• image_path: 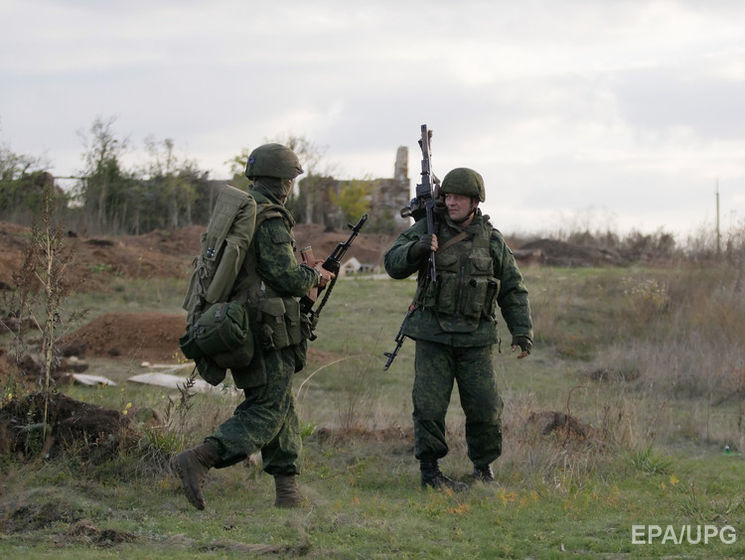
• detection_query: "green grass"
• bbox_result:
[3,265,745,558]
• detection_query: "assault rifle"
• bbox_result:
[400,124,440,280]
[384,124,440,370]
[300,213,368,340]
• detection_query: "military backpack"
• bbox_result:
[179,185,259,385]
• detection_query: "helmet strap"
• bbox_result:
[451,205,478,225]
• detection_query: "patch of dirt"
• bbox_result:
[516,238,628,267]
[306,347,343,364]
[0,222,196,293]
[58,313,348,367]
[0,392,139,462]
[69,519,137,547]
[526,410,593,440]
[1,490,84,533]
[59,312,186,363]
[0,221,394,293]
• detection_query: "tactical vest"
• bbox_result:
[417,218,500,333]
[234,193,306,353]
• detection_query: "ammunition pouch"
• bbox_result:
[195,357,228,386]
[179,301,254,384]
[429,252,499,334]
[257,296,304,351]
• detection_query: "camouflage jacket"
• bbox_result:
[230,187,320,387]
[384,211,533,347]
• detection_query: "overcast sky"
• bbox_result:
[2,0,744,237]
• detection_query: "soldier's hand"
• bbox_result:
[511,336,532,359]
[424,233,438,252]
[314,260,335,288]
[408,233,438,261]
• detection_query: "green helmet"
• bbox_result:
[440,167,485,202]
[245,143,304,179]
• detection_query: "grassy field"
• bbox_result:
[2,264,745,558]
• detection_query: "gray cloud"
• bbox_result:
[2,0,745,236]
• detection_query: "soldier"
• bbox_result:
[173,143,334,509]
[384,167,533,490]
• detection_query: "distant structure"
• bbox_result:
[298,147,411,232]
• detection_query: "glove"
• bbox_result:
[408,234,437,261]
[511,336,532,357]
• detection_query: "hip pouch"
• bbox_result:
[179,300,254,372]
[258,297,305,351]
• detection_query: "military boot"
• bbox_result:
[420,459,468,492]
[274,474,303,508]
[472,464,495,483]
[172,442,221,510]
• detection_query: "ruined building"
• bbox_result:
[297,147,411,232]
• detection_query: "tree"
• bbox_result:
[330,179,371,225]
[76,116,134,234]
[0,142,62,224]
[141,137,207,231]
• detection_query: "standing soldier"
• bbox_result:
[384,167,533,490]
[173,143,334,509]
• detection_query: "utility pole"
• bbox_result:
[716,179,721,257]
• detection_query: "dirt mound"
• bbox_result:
[516,238,628,267]
[119,225,203,257]
[0,222,194,292]
[0,221,394,293]
[0,392,138,462]
[60,312,186,363]
[58,311,344,367]
[526,411,592,439]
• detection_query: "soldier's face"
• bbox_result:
[445,193,478,223]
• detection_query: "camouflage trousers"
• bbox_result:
[413,340,503,467]
[205,346,301,476]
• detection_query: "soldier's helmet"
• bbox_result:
[245,143,304,179]
[440,167,485,202]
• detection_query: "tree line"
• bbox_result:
[0,116,373,236]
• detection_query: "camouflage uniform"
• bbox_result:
[205,184,319,475]
[173,144,326,510]
[384,206,532,479]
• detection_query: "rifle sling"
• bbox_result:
[438,231,471,253]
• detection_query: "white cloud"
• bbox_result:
[2,0,745,235]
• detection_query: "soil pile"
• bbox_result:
[0,221,395,292]
[0,222,195,292]
[57,312,333,366]
[516,238,628,267]
[0,392,138,462]
[59,312,186,363]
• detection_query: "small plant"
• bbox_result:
[163,365,199,436]
[89,262,113,274]
[0,179,79,448]
[630,445,673,475]
[623,277,670,324]
[300,421,317,440]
